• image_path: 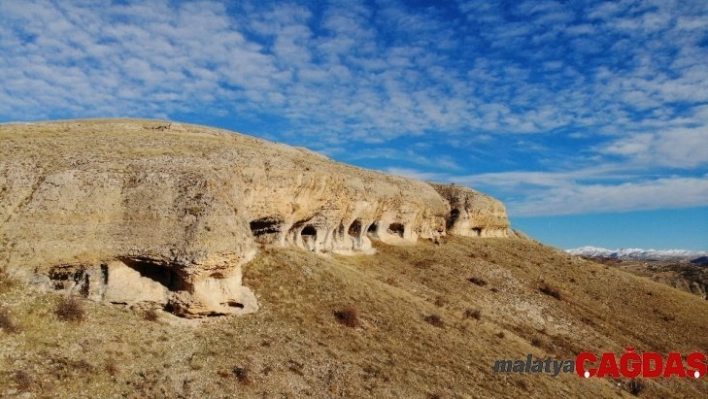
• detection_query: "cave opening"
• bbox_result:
[348,220,362,237]
[120,258,184,291]
[387,223,405,238]
[301,225,317,237]
[367,222,378,234]
[472,227,482,237]
[447,209,460,230]
[221,301,244,309]
[249,217,281,237]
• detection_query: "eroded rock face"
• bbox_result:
[429,183,512,238]
[0,120,457,317]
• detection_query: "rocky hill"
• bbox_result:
[1,120,707,398]
[0,119,512,318]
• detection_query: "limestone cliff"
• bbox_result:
[429,183,512,238]
[0,119,513,317]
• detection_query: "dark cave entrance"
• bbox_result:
[447,209,460,230]
[387,223,405,238]
[348,220,362,237]
[120,258,185,291]
[249,217,281,237]
[301,225,317,237]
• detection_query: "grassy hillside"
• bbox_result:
[1,236,706,398]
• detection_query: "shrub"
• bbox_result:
[232,367,250,385]
[515,379,529,391]
[14,370,32,392]
[334,306,359,328]
[105,359,119,377]
[0,307,19,333]
[530,337,543,347]
[469,277,487,286]
[661,313,676,323]
[144,309,160,322]
[413,259,435,269]
[495,332,505,339]
[0,269,17,293]
[538,283,561,300]
[434,296,447,307]
[56,296,85,322]
[288,360,304,376]
[627,379,643,396]
[464,308,481,320]
[424,314,444,328]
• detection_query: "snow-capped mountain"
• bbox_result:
[566,246,708,262]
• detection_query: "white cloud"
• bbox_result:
[1,0,706,145]
[509,176,708,216]
[0,0,707,219]
[602,124,708,168]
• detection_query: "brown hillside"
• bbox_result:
[1,236,706,398]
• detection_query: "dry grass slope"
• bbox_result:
[1,236,707,398]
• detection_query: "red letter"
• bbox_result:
[663,353,686,378]
[687,352,707,378]
[642,352,663,378]
[597,353,620,378]
[576,352,597,378]
[620,347,642,378]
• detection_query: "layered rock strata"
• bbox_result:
[1,120,476,317]
[430,183,512,238]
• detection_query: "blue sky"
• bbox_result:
[1,0,706,250]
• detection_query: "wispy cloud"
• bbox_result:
[0,0,706,217]
[509,176,708,217]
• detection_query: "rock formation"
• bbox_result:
[0,119,514,317]
[430,183,512,238]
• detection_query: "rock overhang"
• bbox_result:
[0,119,514,318]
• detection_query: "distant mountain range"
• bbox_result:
[567,246,708,262]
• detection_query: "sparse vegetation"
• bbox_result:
[424,314,444,328]
[143,308,160,322]
[55,296,85,322]
[287,360,304,376]
[464,308,481,320]
[232,366,250,385]
[627,379,643,396]
[514,379,529,391]
[14,370,32,392]
[468,276,487,286]
[0,235,706,398]
[334,306,359,328]
[0,269,17,293]
[413,259,435,269]
[530,337,543,347]
[538,283,561,300]
[186,205,205,216]
[662,314,676,323]
[0,307,19,333]
[105,359,119,377]
[434,296,447,307]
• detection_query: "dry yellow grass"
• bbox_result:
[1,236,707,398]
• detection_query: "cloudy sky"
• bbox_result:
[1,0,706,250]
